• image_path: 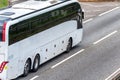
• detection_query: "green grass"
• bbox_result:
[0,0,9,8]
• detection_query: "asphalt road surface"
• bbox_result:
[80,2,120,20]
[15,4,120,80]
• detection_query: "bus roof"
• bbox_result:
[0,0,75,20]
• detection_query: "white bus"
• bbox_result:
[0,0,84,79]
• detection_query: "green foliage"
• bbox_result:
[0,0,9,8]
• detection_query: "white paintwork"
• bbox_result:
[0,0,83,79]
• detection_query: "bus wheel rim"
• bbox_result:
[24,60,30,75]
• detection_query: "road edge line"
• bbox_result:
[51,49,85,69]
[105,68,120,80]
[83,18,93,24]
[99,7,119,16]
[30,75,39,80]
[93,30,118,45]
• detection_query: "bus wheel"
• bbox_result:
[66,38,72,53]
[23,59,31,77]
[32,55,40,72]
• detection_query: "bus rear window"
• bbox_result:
[0,16,11,41]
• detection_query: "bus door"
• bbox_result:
[7,22,20,79]
[8,43,20,79]
[8,28,20,79]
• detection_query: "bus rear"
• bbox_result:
[0,16,10,80]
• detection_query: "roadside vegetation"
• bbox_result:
[0,0,9,8]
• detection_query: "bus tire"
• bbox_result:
[32,54,40,72]
[23,59,31,77]
[66,38,72,53]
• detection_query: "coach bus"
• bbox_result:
[0,0,84,79]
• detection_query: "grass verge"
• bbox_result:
[0,0,9,8]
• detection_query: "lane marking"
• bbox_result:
[99,7,119,16]
[83,18,93,24]
[81,3,113,7]
[51,49,85,69]
[30,76,39,80]
[93,30,118,45]
[105,68,120,80]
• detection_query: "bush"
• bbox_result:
[0,0,9,8]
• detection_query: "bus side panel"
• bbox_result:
[72,29,83,47]
[39,20,78,63]
[39,36,68,64]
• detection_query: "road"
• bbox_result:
[15,4,120,80]
[81,2,120,20]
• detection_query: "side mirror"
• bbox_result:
[82,9,84,19]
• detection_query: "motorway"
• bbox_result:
[16,5,120,80]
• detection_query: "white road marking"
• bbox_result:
[30,76,39,80]
[83,18,93,24]
[93,30,118,45]
[81,3,107,7]
[99,7,119,16]
[51,49,85,69]
[105,68,120,80]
